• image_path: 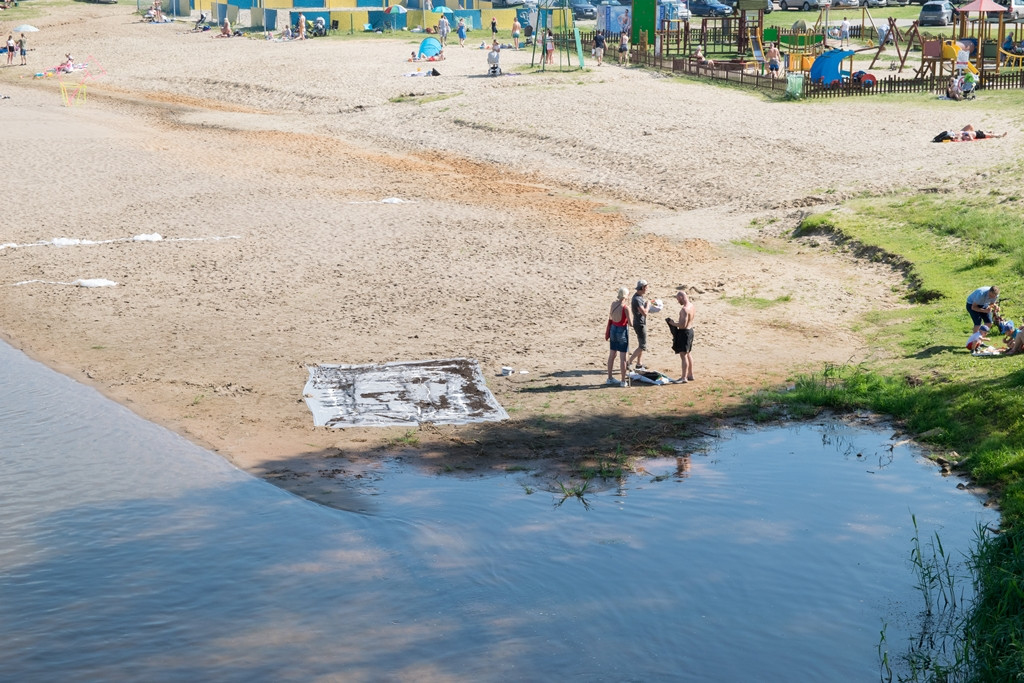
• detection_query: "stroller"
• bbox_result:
[308,17,328,37]
[487,47,501,76]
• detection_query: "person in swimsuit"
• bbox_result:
[694,46,714,69]
[491,16,498,41]
[618,31,629,66]
[545,29,554,65]
[457,18,466,47]
[767,42,781,78]
[606,287,632,387]
[667,290,696,383]
[512,18,521,50]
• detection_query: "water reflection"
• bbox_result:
[0,341,998,681]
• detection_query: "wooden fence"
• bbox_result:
[632,45,1024,99]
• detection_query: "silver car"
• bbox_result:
[919,0,954,25]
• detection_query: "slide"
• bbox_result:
[942,40,979,75]
[751,32,765,65]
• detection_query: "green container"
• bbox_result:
[785,73,804,99]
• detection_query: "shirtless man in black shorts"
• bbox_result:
[667,290,695,384]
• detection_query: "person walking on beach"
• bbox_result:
[967,285,1000,333]
[593,30,605,66]
[627,280,651,371]
[491,16,498,42]
[512,17,521,50]
[6,35,14,66]
[545,28,554,65]
[457,17,467,47]
[666,290,695,383]
[298,13,306,39]
[438,14,451,47]
[17,33,26,66]
[606,286,631,387]
[618,31,629,65]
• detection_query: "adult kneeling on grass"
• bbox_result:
[967,285,1000,333]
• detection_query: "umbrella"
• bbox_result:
[385,4,407,12]
[13,25,40,33]
[433,6,454,13]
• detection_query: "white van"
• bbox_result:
[998,0,1024,20]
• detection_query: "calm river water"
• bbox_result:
[0,340,997,681]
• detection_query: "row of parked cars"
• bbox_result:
[918,0,1024,25]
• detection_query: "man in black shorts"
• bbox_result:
[627,280,650,370]
[667,289,695,384]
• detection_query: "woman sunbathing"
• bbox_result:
[933,125,1008,143]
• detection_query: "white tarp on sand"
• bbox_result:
[303,358,509,428]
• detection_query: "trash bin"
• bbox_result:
[785,73,804,99]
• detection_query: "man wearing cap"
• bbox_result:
[966,325,990,353]
[966,285,1000,333]
[627,280,651,371]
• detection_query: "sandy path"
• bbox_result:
[0,4,1018,504]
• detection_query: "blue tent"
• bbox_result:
[418,36,443,57]
[809,49,855,87]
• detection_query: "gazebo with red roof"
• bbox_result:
[955,0,1007,74]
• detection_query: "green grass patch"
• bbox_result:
[731,238,785,254]
[752,183,1024,678]
[386,429,420,448]
[725,293,792,308]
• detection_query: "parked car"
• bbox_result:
[997,0,1024,19]
[720,0,773,12]
[863,0,887,6]
[919,0,955,23]
[779,0,825,10]
[831,0,859,7]
[689,0,733,14]
[572,0,598,17]
[659,0,694,19]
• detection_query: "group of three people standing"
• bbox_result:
[606,280,695,386]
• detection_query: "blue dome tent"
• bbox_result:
[418,36,443,57]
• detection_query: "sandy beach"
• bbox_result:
[1,3,1017,505]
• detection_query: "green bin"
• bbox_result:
[785,73,804,99]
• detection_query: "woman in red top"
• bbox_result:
[605,286,631,386]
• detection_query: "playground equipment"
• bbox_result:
[764,26,825,73]
[951,0,1008,75]
[529,0,582,71]
[809,48,854,86]
[867,18,924,72]
[1000,46,1024,69]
